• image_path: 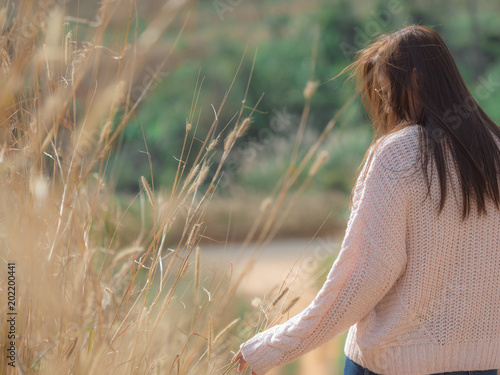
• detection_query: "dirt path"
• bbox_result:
[201,236,341,294]
[201,236,347,375]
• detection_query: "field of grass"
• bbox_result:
[5,1,500,374]
[0,1,354,374]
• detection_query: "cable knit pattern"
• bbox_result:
[240,124,500,375]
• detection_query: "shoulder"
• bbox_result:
[369,124,422,180]
[374,124,421,156]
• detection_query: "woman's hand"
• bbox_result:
[231,351,257,375]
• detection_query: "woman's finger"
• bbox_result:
[237,358,247,371]
[232,350,254,374]
[231,352,242,363]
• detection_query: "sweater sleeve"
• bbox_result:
[240,140,410,375]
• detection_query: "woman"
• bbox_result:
[232,25,500,375]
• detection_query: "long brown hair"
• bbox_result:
[345,25,500,221]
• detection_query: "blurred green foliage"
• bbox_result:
[112,0,500,195]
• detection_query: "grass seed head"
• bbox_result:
[1,48,11,73]
[308,150,329,176]
[251,297,262,307]
[236,117,251,138]
[207,138,218,152]
[281,296,300,314]
[187,223,202,248]
[187,164,209,194]
[98,120,113,145]
[65,31,73,66]
[183,164,200,192]
[304,80,319,100]
[195,246,200,289]
[271,287,289,307]
[224,130,236,152]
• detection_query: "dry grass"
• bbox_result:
[0,2,350,374]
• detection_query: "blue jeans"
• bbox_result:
[344,356,498,375]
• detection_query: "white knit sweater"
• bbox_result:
[240,124,500,375]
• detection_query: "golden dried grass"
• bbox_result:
[0,2,349,374]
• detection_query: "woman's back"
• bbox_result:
[234,25,500,375]
[345,123,500,374]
